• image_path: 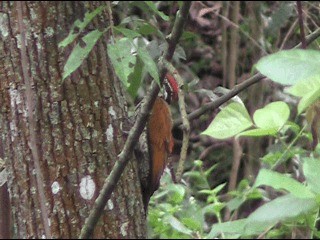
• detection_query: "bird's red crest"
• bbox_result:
[165,73,179,102]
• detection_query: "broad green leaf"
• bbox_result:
[206,219,264,239]
[59,6,105,48]
[127,57,144,98]
[62,30,104,80]
[254,169,315,198]
[253,101,290,129]
[164,215,193,236]
[137,22,161,37]
[201,102,253,139]
[144,1,169,21]
[246,194,318,228]
[285,76,320,97]
[181,217,202,232]
[286,76,320,114]
[237,128,278,137]
[303,157,320,194]
[255,49,320,85]
[226,197,246,212]
[107,38,136,88]
[137,47,159,85]
[113,26,141,38]
[297,87,320,115]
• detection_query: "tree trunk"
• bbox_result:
[0,1,146,238]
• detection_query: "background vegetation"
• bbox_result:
[105,1,320,239]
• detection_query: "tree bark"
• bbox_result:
[0,1,146,238]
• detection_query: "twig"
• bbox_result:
[174,72,264,127]
[296,27,320,48]
[297,1,306,49]
[165,61,190,182]
[173,27,320,128]
[280,18,298,50]
[79,2,191,238]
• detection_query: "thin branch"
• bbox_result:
[280,18,298,50]
[165,62,190,182]
[173,27,320,128]
[297,1,306,49]
[79,2,191,238]
[174,72,264,127]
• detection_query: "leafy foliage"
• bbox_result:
[62,30,105,80]
[147,47,320,238]
[255,49,320,86]
[201,102,253,139]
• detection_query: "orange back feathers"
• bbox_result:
[147,97,174,193]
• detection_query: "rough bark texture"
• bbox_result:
[0,1,146,238]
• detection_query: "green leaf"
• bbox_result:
[62,30,104,80]
[206,219,263,239]
[127,57,144,98]
[303,157,320,194]
[212,183,227,195]
[164,215,193,236]
[202,203,226,216]
[255,49,320,85]
[246,194,318,228]
[238,128,278,137]
[144,1,169,21]
[137,22,160,36]
[181,217,202,232]
[201,102,253,139]
[113,26,141,38]
[297,87,320,115]
[286,76,320,114]
[166,184,186,204]
[226,196,246,212]
[183,171,210,190]
[254,169,315,198]
[285,76,320,97]
[137,46,159,85]
[253,101,290,129]
[107,38,136,88]
[59,6,105,48]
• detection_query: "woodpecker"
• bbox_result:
[135,73,179,213]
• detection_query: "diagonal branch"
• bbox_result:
[79,2,191,238]
[174,27,320,128]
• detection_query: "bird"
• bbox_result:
[135,73,178,213]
